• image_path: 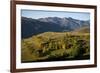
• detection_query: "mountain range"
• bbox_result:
[21,17,90,38]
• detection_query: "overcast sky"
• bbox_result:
[21,10,90,21]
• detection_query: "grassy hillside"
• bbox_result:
[74,27,90,33]
[21,32,90,63]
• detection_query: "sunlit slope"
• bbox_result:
[21,32,90,62]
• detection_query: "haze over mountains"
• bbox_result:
[21,17,90,38]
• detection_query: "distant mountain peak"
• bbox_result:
[21,16,90,38]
